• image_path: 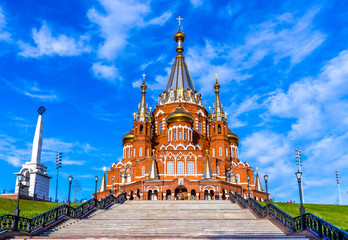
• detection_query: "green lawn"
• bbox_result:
[0,198,81,218]
[260,202,348,232]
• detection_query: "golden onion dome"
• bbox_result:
[174,30,186,43]
[167,103,194,125]
[122,128,134,145]
[227,129,239,144]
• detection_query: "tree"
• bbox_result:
[72,180,82,203]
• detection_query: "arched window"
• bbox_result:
[217,166,220,176]
[159,122,163,134]
[187,161,194,174]
[212,148,215,157]
[147,148,149,157]
[226,148,228,157]
[179,131,182,139]
[218,124,221,134]
[140,125,144,134]
[127,150,130,158]
[177,161,184,174]
[142,166,145,176]
[198,121,202,134]
[167,162,174,174]
[219,147,222,156]
[173,131,177,140]
[232,148,235,158]
[184,131,187,140]
[139,147,142,157]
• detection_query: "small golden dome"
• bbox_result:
[167,103,194,125]
[122,128,134,144]
[227,129,239,144]
[141,82,147,93]
[174,30,186,43]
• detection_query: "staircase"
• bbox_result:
[25,201,312,239]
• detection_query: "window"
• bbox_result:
[184,131,187,140]
[212,148,215,157]
[134,149,136,157]
[139,147,142,157]
[142,166,145,176]
[177,161,184,174]
[232,149,235,158]
[219,147,222,156]
[218,124,221,134]
[187,161,194,174]
[140,125,143,134]
[217,166,220,176]
[167,162,174,174]
[179,131,182,139]
[236,174,240,183]
[127,150,130,158]
[159,122,163,134]
[198,121,202,134]
[127,173,131,183]
[147,148,149,157]
[173,131,176,140]
[226,148,228,157]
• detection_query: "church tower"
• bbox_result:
[101,17,265,202]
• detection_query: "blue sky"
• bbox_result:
[0,0,347,205]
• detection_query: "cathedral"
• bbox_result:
[96,21,266,201]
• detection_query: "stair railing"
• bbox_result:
[229,191,348,240]
[0,192,126,235]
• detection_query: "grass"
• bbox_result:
[260,202,348,232]
[0,198,81,218]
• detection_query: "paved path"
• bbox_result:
[19,201,311,239]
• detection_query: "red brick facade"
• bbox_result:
[96,28,267,202]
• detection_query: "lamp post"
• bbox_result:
[119,168,128,193]
[94,176,99,200]
[296,171,306,229]
[55,153,62,202]
[111,176,115,196]
[247,175,250,200]
[235,173,238,195]
[13,174,23,231]
[67,176,73,216]
[227,168,231,195]
[264,174,269,215]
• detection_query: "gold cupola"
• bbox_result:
[122,128,134,145]
[227,129,239,144]
[166,102,194,125]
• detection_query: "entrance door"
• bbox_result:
[175,185,187,200]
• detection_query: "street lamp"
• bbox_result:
[111,176,115,195]
[67,176,73,216]
[55,153,62,203]
[296,171,306,229]
[264,174,269,215]
[247,175,250,201]
[119,168,128,193]
[235,173,238,195]
[227,168,231,195]
[13,174,23,231]
[94,176,99,200]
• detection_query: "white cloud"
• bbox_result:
[18,24,90,57]
[190,0,203,7]
[0,7,11,42]
[184,8,325,95]
[0,134,29,166]
[87,0,172,61]
[92,62,119,82]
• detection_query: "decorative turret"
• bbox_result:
[166,102,194,125]
[148,150,159,180]
[99,167,107,192]
[254,168,263,192]
[158,17,202,105]
[211,74,227,122]
[135,74,151,123]
[202,150,213,180]
[122,128,134,145]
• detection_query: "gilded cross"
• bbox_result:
[149,106,152,112]
[176,16,183,28]
[152,149,155,155]
[133,112,137,119]
[208,106,211,112]
[215,73,218,80]
[142,73,146,82]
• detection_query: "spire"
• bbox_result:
[136,73,150,122]
[212,74,226,122]
[255,167,263,192]
[31,106,46,164]
[202,150,213,180]
[148,149,159,180]
[99,167,107,192]
[159,17,202,105]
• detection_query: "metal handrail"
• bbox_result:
[229,190,348,240]
[0,192,126,234]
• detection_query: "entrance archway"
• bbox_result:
[166,189,172,200]
[175,185,187,200]
[190,189,196,200]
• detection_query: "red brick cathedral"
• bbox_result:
[97,23,266,201]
